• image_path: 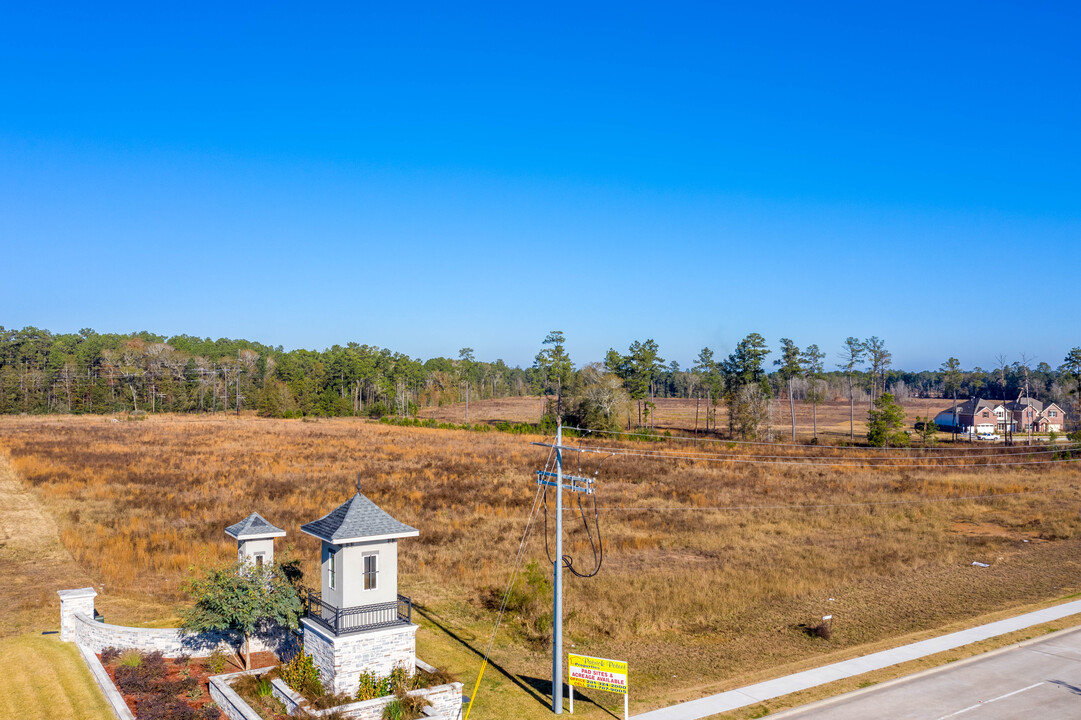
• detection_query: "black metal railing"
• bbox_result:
[305,590,412,636]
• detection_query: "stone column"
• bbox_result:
[58,587,97,642]
[301,618,417,696]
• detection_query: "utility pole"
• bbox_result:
[553,421,563,714]
[530,422,595,715]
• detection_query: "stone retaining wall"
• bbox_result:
[425,681,465,720]
[268,667,462,720]
[60,586,296,658]
[71,611,295,658]
[209,668,271,720]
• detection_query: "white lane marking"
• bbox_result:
[934,682,1044,719]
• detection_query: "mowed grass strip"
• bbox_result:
[0,634,113,720]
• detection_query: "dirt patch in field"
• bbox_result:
[951,521,1044,542]
[0,449,95,637]
[418,395,545,425]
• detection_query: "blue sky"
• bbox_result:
[2,2,1078,371]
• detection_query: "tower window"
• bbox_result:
[363,553,378,591]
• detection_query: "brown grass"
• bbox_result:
[1,414,1080,714]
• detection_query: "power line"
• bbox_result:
[464,454,550,720]
[536,441,1079,468]
[588,488,1061,512]
[577,448,1077,469]
[555,443,1073,462]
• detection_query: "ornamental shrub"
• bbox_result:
[395,692,431,719]
[309,691,355,710]
[199,706,223,720]
[255,677,273,697]
[279,651,323,698]
[118,649,143,668]
[356,670,391,701]
[382,699,405,720]
[381,694,430,720]
[206,647,230,674]
[114,652,166,695]
[142,651,167,677]
[388,664,412,694]
[114,664,155,694]
[413,668,458,689]
[138,693,195,720]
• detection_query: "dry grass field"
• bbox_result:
[1,413,1080,717]
[420,395,954,443]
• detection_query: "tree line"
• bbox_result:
[2,326,1079,440]
[0,326,532,417]
[547,332,1081,441]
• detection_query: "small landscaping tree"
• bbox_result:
[919,416,938,445]
[180,560,303,670]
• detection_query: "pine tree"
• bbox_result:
[867,393,907,448]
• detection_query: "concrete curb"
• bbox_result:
[75,642,136,720]
[208,667,271,720]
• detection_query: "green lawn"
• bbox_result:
[413,601,629,720]
[0,634,114,720]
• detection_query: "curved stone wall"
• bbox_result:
[71,611,295,657]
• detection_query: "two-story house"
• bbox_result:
[935,396,1067,435]
[934,398,998,434]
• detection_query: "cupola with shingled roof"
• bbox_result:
[297,480,423,695]
[224,512,286,569]
[300,479,418,633]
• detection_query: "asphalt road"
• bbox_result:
[777,628,1081,720]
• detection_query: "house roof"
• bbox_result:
[300,492,419,544]
[955,397,996,415]
[225,512,286,540]
[1006,397,1045,412]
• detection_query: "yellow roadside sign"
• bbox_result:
[568,653,628,695]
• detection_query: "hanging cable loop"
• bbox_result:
[543,450,612,578]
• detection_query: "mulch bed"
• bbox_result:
[98,650,278,719]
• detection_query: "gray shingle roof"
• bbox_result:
[955,398,994,414]
[225,512,286,540]
[300,493,419,544]
[1006,397,1044,412]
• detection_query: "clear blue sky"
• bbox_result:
[2,2,1078,371]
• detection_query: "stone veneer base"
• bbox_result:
[301,617,418,696]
